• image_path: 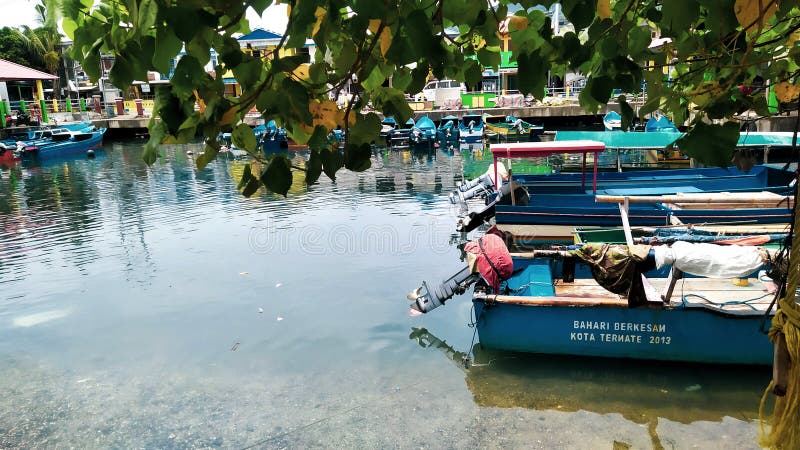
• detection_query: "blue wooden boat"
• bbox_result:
[408,232,776,365]
[484,115,544,140]
[603,111,621,130]
[379,117,397,146]
[410,115,436,150]
[472,256,773,365]
[389,118,415,147]
[19,127,106,159]
[436,115,459,142]
[459,113,484,143]
[260,120,289,153]
[456,141,794,238]
[645,115,679,132]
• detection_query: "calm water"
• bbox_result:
[0,140,769,448]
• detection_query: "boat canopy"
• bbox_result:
[490,140,606,193]
[555,130,800,149]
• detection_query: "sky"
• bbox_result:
[0,0,289,34]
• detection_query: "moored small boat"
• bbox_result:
[389,118,415,147]
[436,115,459,142]
[459,113,484,143]
[407,232,777,365]
[484,115,544,140]
[18,127,106,159]
[410,115,436,150]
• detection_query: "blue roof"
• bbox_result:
[238,28,283,41]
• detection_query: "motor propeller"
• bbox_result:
[407,267,479,314]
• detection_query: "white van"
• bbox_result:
[414,79,467,105]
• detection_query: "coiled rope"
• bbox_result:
[759,179,800,449]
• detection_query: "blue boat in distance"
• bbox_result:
[379,117,397,146]
[645,115,678,132]
[389,118,415,147]
[411,115,436,150]
[603,111,621,130]
[436,115,459,142]
[459,113,484,143]
[260,120,289,153]
[19,127,106,159]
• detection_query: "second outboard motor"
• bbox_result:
[456,181,530,233]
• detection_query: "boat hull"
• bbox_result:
[28,130,105,158]
[473,299,772,365]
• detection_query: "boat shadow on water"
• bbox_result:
[409,326,771,436]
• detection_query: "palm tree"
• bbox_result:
[12,2,62,98]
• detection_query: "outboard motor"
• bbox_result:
[408,233,513,314]
[449,161,509,204]
[456,181,530,233]
[514,118,524,133]
[407,267,479,314]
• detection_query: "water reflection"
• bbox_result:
[0,139,768,447]
[409,326,769,446]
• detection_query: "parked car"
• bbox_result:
[413,79,467,102]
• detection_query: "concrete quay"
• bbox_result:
[78,105,800,136]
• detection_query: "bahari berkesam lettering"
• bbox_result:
[571,321,670,345]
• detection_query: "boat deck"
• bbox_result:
[479,276,775,316]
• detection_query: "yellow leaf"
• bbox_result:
[368,19,381,34]
[734,0,777,32]
[312,6,326,36]
[309,99,339,130]
[220,106,237,126]
[787,30,800,48]
[380,27,392,56]
[597,0,611,20]
[290,64,310,80]
[508,16,528,31]
[774,81,800,103]
[194,90,206,115]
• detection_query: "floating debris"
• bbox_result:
[275,282,282,288]
[239,271,249,275]
[231,342,240,351]
[685,384,702,392]
[276,317,284,321]
[258,307,264,314]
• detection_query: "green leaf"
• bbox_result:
[661,0,699,36]
[618,95,634,131]
[137,0,158,32]
[627,25,652,56]
[250,0,272,15]
[320,147,344,181]
[237,163,253,190]
[516,51,547,98]
[676,122,739,167]
[261,155,293,196]
[242,178,262,197]
[361,65,386,91]
[143,121,166,165]
[306,149,323,185]
[232,55,264,91]
[232,123,257,153]
[171,55,205,97]
[110,52,137,89]
[153,29,183,74]
[344,143,372,172]
[196,142,220,171]
[348,112,382,146]
[372,87,413,124]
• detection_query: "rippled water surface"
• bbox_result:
[0,140,770,448]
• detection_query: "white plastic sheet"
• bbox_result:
[653,242,765,278]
